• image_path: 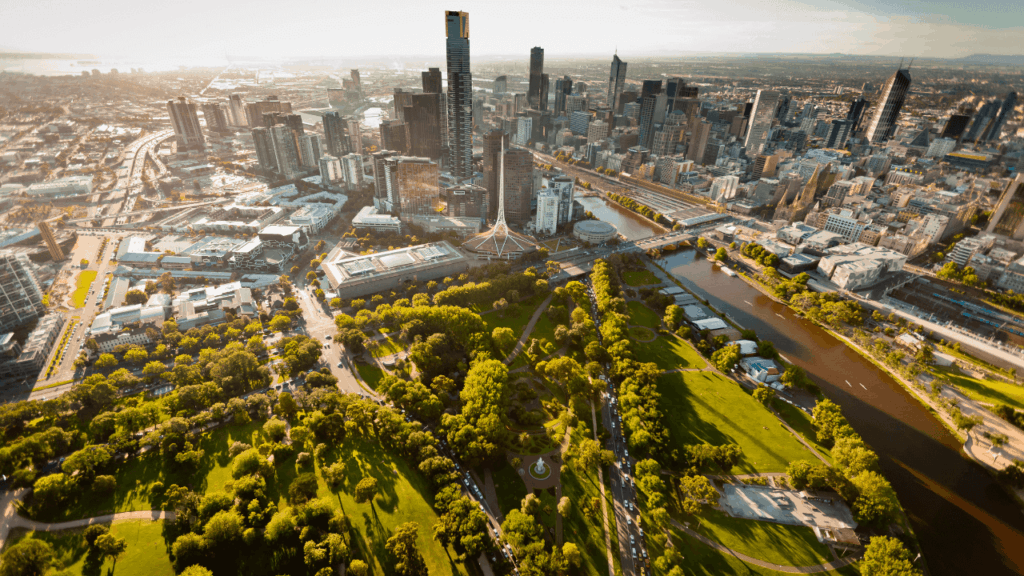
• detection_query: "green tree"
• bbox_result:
[269,315,292,332]
[95,533,128,569]
[354,477,379,508]
[752,385,775,407]
[0,538,53,576]
[204,510,244,548]
[124,289,148,305]
[492,326,516,352]
[95,353,118,369]
[860,536,921,576]
[385,522,427,576]
[851,471,901,529]
[715,247,728,261]
[180,566,214,576]
[348,559,369,576]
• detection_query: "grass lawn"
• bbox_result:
[529,313,560,349]
[623,270,660,287]
[369,337,404,359]
[30,420,268,522]
[561,448,621,576]
[303,435,469,576]
[656,371,814,473]
[693,508,833,567]
[634,333,706,371]
[936,343,1016,379]
[356,362,386,390]
[492,462,528,518]
[774,401,832,462]
[627,301,661,329]
[484,292,550,338]
[932,364,1024,410]
[628,325,656,342]
[71,270,98,308]
[9,520,174,576]
[645,523,856,576]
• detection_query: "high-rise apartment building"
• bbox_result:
[988,91,1018,143]
[404,93,446,161]
[446,184,486,218]
[744,90,780,156]
[514,117,533,146]
[864,67,911,143]
[664,78,698,115]
[503,148,534,225]
[652,124,682,156]
[608,53,627,112]
[299,134,322,168]
[445,10,473,180]
[422,68,442,94]
[751,154,779,180]
[546,175,575,225]
[534,190,559,235]
[565,95,588,116]
[252,127,277,172]
[244,97,292,128]
[319,155,343,185]
[570,111,591,136]
[376,157,441,217]
[941,114,971,140]
[529,47,545,110]
[965,100,1000,143]
[638,80,662,150]
[167,97,205,150]
[493,75,508,95]
[987,174,1024,240]
[826,119,854,148]
[228,94,247,126]
[0,251,45,333]
[380,120,410,154]
[270,124,302,179]
[202,103,230,133]
[846,96,869,133]
[687,120,712,164]
[393,89,415,122]
[346,118,363,155]
[322,111,351,158]
[587,120,609,144]
[483,130,510,219]
[554,76,572,116]
[342,154,364,191]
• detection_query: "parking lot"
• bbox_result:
[718,483,856,530]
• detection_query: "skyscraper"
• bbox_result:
[376,157,441,217]
[493,75,508,95]
[167,97,205,150]
[405,93,446,161]
[347,118,363,155]
[941,114,971,141]
[608,53,627,112]
[482,130,510,219]
[228,94,247,127]
[201,103,229,133]
[445,10,473,180]
[322,111,351,158]
[554,76,573,116]
[528,47,545,110]
[864,67,911,143]
[825,119,854,149]
[270,124,302,179]
[665,78,698,113]
[0,251,45,333]
[252,127,277,172]
[422,68,442,94]
[299,134,322,168]
[988,91,1018,143]
[638,80,662,150]
[503,148,534,224]
[744,90,780,156]
[540,74,550,112]
[380,120,410,154]
[393,89,415,122]
[846,96,870,133]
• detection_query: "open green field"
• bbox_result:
[694,509,834,567]
[774,401,832,462]
[9,520,174,576]
[492,462,528,518]
[644,522,857,576]
[529,313,561,351]
[306,435,469,576]
[369,336,404,358]
[634,333,707,371]
[656,372,813,473]
[30,420,268,522]
[627,301,661,329]
[623,270,660,287]
[71,270,98,308]
[356,362,386,390]
[484,292,550,338]
[628,325,656,342]
[932,365,1024,410]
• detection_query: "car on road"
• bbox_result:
[337,362,344,368]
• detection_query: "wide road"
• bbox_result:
[655,249,1024,576]
[291,282,373,398]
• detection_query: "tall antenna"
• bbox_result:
[899,58,904,70]
[907,58,914,70]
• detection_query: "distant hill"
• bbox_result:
[957,54,1024,66]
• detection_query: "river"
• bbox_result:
[576,196,663,241]
[658,249,1024,575]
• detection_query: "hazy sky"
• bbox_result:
[2,0,1021,61]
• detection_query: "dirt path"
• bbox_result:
[504,294,554,365]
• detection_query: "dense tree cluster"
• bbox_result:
[607,192,667,225]
[740,243,780,268]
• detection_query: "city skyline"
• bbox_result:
[1,0,1021,62]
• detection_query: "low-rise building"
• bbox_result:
[320,241,469,299]
[818,243,908,291]
[25,176,93,197]
[172,281,257,331]
[352,205,402,234]
[289,204,336,235]
[0,315,66,380]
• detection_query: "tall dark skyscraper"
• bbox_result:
[965,100,1000,143]
[445,10,472,180]
[422,68,442,94]
[167,97,205,150]
[846,95,869,133]
[554,76,572,116]
[405,93,445,161]
[482,130,509,219]
[608,53,627,112]
[988,91,1018,143]
[540,74,550,112]
[322,111,351,158]
[493,75,508,95]
[528,47,545,111]
[665,78,698,113]
[864,67,911,143]
[637,80,662,150]
[941,114,971,140]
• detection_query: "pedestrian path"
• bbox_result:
[668,518,858,574]
[504,294,554,365]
